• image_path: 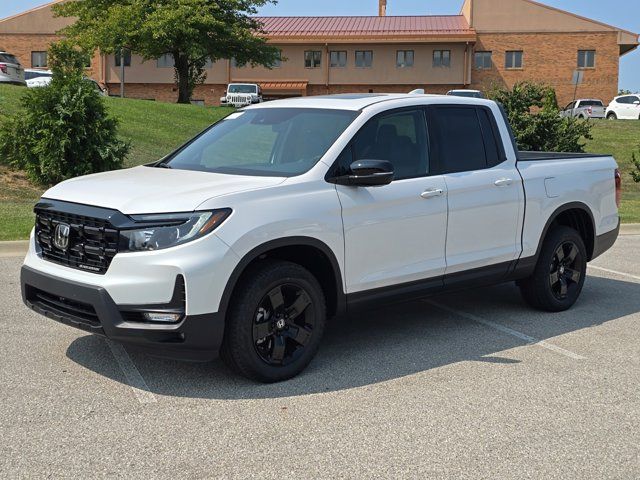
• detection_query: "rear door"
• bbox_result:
[428,105,523,282]
[335,107,448,294]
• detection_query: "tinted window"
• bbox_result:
[0,53,19,64]
[477,109,502,167]
[432,107,487,173]
[352,109,429,180]
[166,108,358,177]
[579,100,603,107]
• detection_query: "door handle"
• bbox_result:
[421,188,444,199]
[494,178,513,187]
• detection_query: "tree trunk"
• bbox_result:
[174,53,192,104]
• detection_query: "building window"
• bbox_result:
[31,51,47,68]
[157,53,174,68]
[330,51,347,68]
[577,50,595,69]
[304,50,322,68]
[273,50,283,68]
[433,50,451,68]
[505,50,523,69]
[396,50,414,68]
[474,51,492,70]
[204,57,213,69]
[231,58,246,69]
[115,48,131,67]
[355,50,373,68]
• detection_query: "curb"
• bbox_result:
[1,224,639,258]
[0,240,29,258]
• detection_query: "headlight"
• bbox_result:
[119,209,231,252]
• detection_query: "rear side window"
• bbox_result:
[0,53,20,65]
[430,107,487,173]
[477,109,502,167]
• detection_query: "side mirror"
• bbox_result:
[335,159,394,187]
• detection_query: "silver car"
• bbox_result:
[0,52,26,86]
[560,99,605,119]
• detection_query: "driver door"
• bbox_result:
[334,108,448,296]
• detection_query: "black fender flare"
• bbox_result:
[217,236,346,320]
[533,201,596,259]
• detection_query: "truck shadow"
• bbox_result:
[66,275,640,400]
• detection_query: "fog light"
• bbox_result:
[142,312,182,323]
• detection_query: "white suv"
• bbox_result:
[605,94,640,120]
[0,52,26,86]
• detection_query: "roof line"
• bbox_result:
[0,0,63,24]
[255,15,467,19]
[520,0,638,37]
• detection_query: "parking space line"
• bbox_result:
[425,300,585,360]
[588,265,640,282]
[106,340,157,404]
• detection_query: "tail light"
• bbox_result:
[0,63,7,74]
[587,106,593,115]
[615,168,622,208]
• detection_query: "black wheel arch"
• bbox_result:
[218,237,346,323]
[534,202,596,261]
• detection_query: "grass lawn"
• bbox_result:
[0,84,232,240]
[0,83,639,240]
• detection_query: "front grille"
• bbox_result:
[35,208,119,274]
[228,94,252,107]
[30,287,100,328]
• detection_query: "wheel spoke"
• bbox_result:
[566,244,579,264]
[271,335,286,362]
[565,268,581,283]
[559,277,568,297]
[253,321,273,340]
[550,271,560,286]
[267,286,285,310]
[555,246,565,262]
[286,291,311,320]
[287,325,312,346]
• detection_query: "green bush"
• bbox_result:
[0,42,129,185]
[631,145,640,183]
[488,82,592,153]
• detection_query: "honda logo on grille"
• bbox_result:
[53,223,70,251]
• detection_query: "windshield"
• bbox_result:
[163,108,359,177]
[25,71,52,80]
[228,84,258,94]
[0,54,20,65]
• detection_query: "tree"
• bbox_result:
[54,0,281,104]
[488,82,592,152]
[0,42,129,185]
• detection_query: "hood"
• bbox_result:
[42,166,286,214]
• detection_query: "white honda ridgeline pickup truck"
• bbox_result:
[21,94,621,382]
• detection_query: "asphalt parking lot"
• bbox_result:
[1,235,639,479]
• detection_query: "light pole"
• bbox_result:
[120,47,125,98]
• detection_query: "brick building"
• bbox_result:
[0,0,637,106]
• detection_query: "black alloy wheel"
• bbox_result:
[252,283,315,366]
[549,241,584,301]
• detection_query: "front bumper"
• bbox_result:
[21,266,224,361]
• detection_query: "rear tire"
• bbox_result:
[519,226,587,312]
[221,260,326,382]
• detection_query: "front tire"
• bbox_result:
[607,112,617,120]
[519,226,587,312]
[221,260,326,382]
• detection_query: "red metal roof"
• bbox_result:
[256,15,474,38]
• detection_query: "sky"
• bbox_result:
[1,0,638,91]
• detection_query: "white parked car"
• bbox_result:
[605,94,640,120]
[24,69,53,87]
[21,94,620,382]
[24,69,108,95]
[220,83,263,107]
[0,51,26,86]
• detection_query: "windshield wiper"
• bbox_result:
[156,162,172,169]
